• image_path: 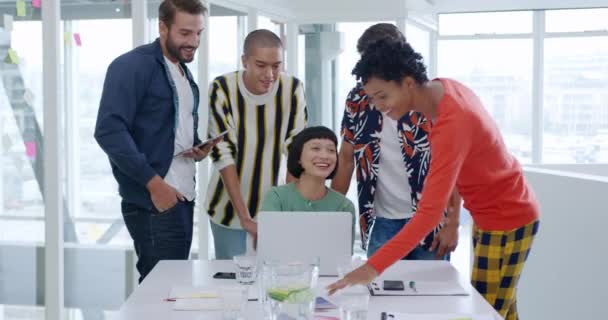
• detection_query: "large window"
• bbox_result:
[543,9,608,164]
[0,19,46,319]
[439,9,608,164]
[438,39,533,163]
[545,8,608,33]
[209,16,240,79]
[1,2,135,319]
[66,4,134,320]
[406,22,431,65]
[439,11,533,35]
[1,21,44,238]
[335,22,393,131]
[74,19,132,245]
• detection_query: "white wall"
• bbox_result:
[519,168,608,320]
[531,164,608,177]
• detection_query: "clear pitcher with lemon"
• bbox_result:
[265,261,319,320]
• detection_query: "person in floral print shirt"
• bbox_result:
[332,23,461,259]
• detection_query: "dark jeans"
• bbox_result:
[121,200,194,283]
[367,216,450,261]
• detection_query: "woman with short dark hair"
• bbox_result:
[259,126,356,247]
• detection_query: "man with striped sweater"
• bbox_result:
[206,29,308,259]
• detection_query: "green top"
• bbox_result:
[259,182,357,248]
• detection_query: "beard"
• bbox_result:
[165,33,196,63]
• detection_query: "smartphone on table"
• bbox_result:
[212,271,236,279]
[382,280,405,291]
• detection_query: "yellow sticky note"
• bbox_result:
[64,31,72,47]
[5,48,19,64]
[16,0,26,17]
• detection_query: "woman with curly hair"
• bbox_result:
[327,39,540,320]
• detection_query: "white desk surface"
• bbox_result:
[113,260,503,320]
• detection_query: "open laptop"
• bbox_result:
[257,211,353,276]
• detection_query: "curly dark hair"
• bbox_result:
[357,23,405,54]
[352,39,428,85]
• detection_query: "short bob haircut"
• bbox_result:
[287,126,339,179]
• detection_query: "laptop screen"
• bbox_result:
[257,211,353,276]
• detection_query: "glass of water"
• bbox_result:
[233,255,257,285]
[338,285,369,320]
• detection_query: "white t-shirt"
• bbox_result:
[374,116,413,219]
[163,57,196,201]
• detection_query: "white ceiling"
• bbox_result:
[221,0,608,23]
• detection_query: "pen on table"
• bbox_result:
[381,311,387,320]
[163,293,218,302]
[409,281,417,293]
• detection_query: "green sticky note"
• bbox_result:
[64,31,72,47]
[16,0,26,17]
[5,48,19,64]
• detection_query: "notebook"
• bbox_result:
[368,280,469,296]
[381,313,495,320]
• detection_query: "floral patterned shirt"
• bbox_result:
[341,83,445,250]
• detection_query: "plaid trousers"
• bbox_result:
[472,220,540,320]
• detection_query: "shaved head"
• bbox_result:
[243,29,283,57]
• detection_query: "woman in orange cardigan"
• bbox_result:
[327,39,540,320]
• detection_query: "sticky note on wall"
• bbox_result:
[16,0,26,17]
[32,0,41,9]
[74,33,82,46]
[64,31,71,47]
[25,141,36,158]
[5,48,19,64]
[3,14,13,32]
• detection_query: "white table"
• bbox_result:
[113,260,503,320]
